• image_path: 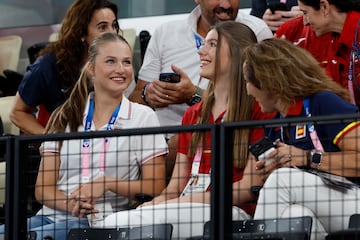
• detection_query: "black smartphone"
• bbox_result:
[267,0,290,13]
[249,137,277,161]
[159,72,180,83]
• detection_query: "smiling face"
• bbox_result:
[83,8,119,46]
[198,29,231,81]
[196,0,239,25]
[89,40,133,97]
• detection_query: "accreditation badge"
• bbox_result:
[180,173,211,196]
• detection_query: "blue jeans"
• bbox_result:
[0,215,89,240]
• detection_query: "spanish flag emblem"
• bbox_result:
[296,124,306,139]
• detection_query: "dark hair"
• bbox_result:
[41,0,119,97]
[299,0,360,12]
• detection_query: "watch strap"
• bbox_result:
[187,86,202,106]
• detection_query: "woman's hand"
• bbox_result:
[271,140,307,168]
[68,176,108,217]
[254,140,307,183]
[67,197,95,218]
[144,65,196,108]
[263,6,303,32]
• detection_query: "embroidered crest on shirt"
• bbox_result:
[295,124,306,139]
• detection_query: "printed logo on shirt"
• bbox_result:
[294,38,306,46]
[295,124,306,139]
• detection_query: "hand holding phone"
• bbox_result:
[159,72,180,83]
[249,137,277,166]
[267,0,290,13]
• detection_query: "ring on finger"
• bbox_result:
[166,94,169,98]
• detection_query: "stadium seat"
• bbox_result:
[67,223,173,240]
[0,35,23,96]
[201,216,312,240]
[326,214,360,240]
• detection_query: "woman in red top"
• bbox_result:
[297,0,360,107]
[104,21,274,239]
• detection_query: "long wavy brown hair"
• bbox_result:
[40,0,119,97]
[45,33,130,134]
[189,21,257,169]
[242,38,350,105]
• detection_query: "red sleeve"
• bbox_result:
[249,102,276,144]
[177,103,202,155]
[275,16,305,40]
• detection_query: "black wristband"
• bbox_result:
[141,83,150,105]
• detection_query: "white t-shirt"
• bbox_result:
[138,5,273,128]
[38,93,168,220]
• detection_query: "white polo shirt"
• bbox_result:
[38,93,168,220]
[138,5,273,128]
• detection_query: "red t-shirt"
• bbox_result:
[178,101,272,179]
[276,16,334,66]
[177,101,274,215]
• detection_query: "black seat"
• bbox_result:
[201,217,312,240]
[326,214,360,240]
[67,223,173,240]
[139,30,151,64]
[27,41,48,64]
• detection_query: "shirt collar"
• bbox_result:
[338,11,360,48]
[83,92,131,129]
[188,5,202,35]
[192,102,226,123]
[284,99,304,117]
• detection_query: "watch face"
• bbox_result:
[312,152,322,164]
[189,95,202,106]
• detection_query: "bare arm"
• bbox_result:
[35,152,72,212]
[105,155,167,198]
[155,157,264,206]
[320,124,360,176]
[140,152,190,206]
[10,92,45,134]
[232,158,264,207]
[257,124,360,178]
[70,154,167,204]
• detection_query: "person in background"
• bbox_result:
[129,0,272,182]
[104,21,274,239]
[250,0,302,32]
[10,0,134,135]
[276,0,360,108]
[243,38,360,240]
[6,33,167,240]
[274,16,334,65]
[299,0,360,108]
